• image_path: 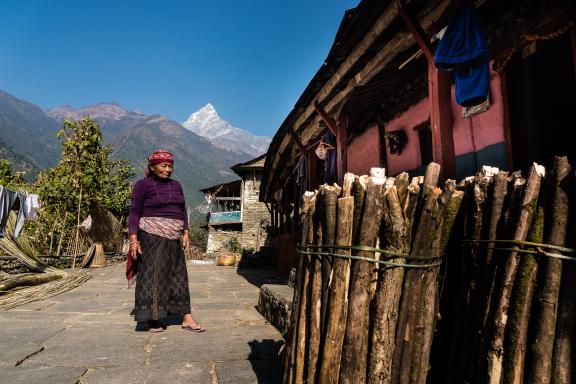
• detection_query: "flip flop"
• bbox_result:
[148,327,164,333]
[182,324,205,333]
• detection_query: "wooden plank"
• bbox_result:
[314,102,339,136]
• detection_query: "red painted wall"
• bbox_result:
[346,69,506,175]
[451,72,505,155]
[347,124,381,176]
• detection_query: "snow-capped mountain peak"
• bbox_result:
[181,104,270,157]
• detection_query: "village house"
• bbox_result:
[200,154,270,254]
[260,0,575,275]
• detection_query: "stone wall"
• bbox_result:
[206,226,242,254]
[240,173,271,251]
[257,284,293,337]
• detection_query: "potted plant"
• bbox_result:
[217,237,242,266]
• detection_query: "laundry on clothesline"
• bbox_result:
[0,185,41,239]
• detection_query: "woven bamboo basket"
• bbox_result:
[216,252,236,266]
[88,242,107,268]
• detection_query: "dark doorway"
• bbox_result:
[505,32,576,172]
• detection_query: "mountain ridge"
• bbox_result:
[0,90,254,209]
[182,103,271,157]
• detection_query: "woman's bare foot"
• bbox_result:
[182,314,205,332]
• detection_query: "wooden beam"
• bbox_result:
[314,102,338,136]
[291,131,308,157]
[336,115,348,185]
[398,7,434,62]
[428,64,456,179]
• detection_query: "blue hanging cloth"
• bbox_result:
[434,4,489,107]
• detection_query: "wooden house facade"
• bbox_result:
[260,0,576,275]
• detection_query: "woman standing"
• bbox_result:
[128,150,205,333]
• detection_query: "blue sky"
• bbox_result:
[0,0,358,136]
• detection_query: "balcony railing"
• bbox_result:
[209,211,242,225]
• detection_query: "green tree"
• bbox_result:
[0,158,27,189]
[34,117,134,253]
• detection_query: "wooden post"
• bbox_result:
[318,173,355,384]
[336,116,348,185]
[71,187,83,269]
[306,187,325,383]
[285,191,317,384]
[488,163,544,384]
[368,186,409,384]
[528,157,570,384]
[320,185,340,334]
[339,169,386,384]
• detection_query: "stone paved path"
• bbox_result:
[0,262,285,384]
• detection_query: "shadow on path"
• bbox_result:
[248,339,285,384]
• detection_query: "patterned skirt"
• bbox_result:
[134,231,191,322]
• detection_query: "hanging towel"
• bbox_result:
[0,186,19,238]
[24,194,40,220]
[434,4,489,107]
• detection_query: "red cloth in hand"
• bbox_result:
[126,251,139,288]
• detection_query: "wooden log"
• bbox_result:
[0,273,62,294]
[487,163,544,384]
[367,186,409,384]
[502,201,544,384]
[306,186,328,383]
[392,186,441,384]
[528,156,571,384]
[412,183,464,384]
[393,172,410,204]
[318,196,354,384]
[294,191,318,384]
[392,163,441,384]
[552,208,576,384]
[553,168,576,383]
[284,191,316,384]
[353,176,369,245]
[339,169,386,384]
[320,184,341,333]
[468,171,510,380]
[451,172,492,379]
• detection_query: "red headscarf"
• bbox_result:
[146,150,174,176]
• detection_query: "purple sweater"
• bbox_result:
[128,177,189,235]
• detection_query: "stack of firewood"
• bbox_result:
[441,156,575,384]
[284,156,575,384]
[284,162,464,384]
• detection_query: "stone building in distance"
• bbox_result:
[200,155,270,254]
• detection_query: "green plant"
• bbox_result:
[0,158,27,189]
[33,117,134,254]
[223,236,242,253]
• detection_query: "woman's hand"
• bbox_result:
[129,242,142,260]
[182,230,190,251]
[129,235,142,260]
